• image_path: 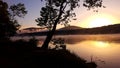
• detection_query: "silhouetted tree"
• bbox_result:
[0,0,27,39]
[51,38,66,50]
[36,0,104,49]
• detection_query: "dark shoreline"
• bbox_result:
[0,39,97,68]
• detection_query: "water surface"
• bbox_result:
[67,40,120,68]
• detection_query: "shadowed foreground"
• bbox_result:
[0,39,97,68]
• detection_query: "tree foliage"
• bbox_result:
[36,0,80,30]
[36,0,104,49]
[10,3,27,19]
[0,0,27,39]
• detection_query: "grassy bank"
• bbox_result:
[0,38,97,68]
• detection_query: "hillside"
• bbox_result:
[53,24,120,35]
[17,24,120,36]
[58,26,82,30]
[22,27,41,30]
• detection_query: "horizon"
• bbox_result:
[20,23,120,30]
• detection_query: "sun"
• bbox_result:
[89,17,112,28]
[80,14,118,28]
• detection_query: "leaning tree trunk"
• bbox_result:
[41,11,63,49]
[41,22,57,49]
[41,1,64,49]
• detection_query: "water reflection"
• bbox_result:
[92,41,110,48]
[67,40,120,68]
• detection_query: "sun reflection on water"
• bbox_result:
[93,41,110,48]
[67,40,120,68]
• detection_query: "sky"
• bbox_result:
[4,0,120,29]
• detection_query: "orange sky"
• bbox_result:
[4,0,120,29]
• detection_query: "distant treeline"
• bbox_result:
[17,24,120,36]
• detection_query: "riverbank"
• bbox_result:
[0,38,97,68]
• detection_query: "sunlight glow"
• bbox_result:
[80,13,119,28]
[93,41,109,48]
[89,17,112,28]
